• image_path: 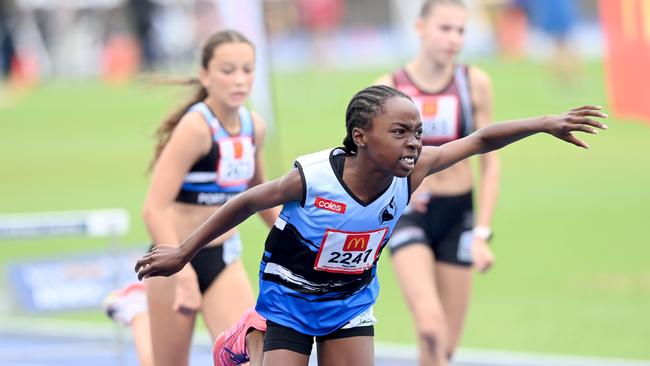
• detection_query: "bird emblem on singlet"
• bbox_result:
[379,196,396,225]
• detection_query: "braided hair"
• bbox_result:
[342,85,412,154]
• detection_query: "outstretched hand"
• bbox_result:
[135,245,188,280]
[545,106,608,148]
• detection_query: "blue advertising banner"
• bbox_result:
[8,251,142,313]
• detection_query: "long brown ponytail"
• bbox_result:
[150,30,254,170]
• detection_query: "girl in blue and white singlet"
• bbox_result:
[257,147,409,336]
[105,30,278,366]
[135,84,607,366]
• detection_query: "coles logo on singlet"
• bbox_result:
[314,197,346,214]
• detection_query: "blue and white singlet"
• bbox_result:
[175,102,256,205]
[256,148,410,335]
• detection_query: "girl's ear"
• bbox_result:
[415,17,425,38]
[199,67,209,89]
[352,127,367,149]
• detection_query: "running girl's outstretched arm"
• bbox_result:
[136,168,303,280]
[410,105,608,188]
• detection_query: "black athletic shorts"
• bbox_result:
[263,320,374,356]
[388,191,474,266]
[150,234,242,293]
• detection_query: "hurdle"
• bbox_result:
[0,209,129,239]
[0,208,131,365]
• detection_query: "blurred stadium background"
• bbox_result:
[1,0,649,365]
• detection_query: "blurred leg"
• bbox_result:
[392,244,448,366]
[146,276,196,366]
[130,313,154,366]
[103,282,154,366]
[202,260,263,365]
[202,260,256,336]
[246,330,265,366]
[262,349,309,366]
[317,336,374,366]
[434,262,473,359]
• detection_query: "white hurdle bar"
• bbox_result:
[0,209,129,239]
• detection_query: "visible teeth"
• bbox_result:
[400,157,414,164]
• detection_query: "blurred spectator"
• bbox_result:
[518,0,582,83]
[194,0,221,43]
[0,0,17,80]
[264,0,300,38]
[296,0,344,30]
[296,0,344,69]
[125,0,158,71]
[480,0,528,59]
[518,0,578,43]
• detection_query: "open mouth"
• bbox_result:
[399,157,416,166]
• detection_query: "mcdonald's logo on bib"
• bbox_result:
[233,140,244,159]
[422,101,438,117]
[343,234,370,251]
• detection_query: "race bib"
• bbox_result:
[412,95,460,142]
[217,136,255,187]
[314,228,388,274]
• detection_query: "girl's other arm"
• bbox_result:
[411,106,608,188]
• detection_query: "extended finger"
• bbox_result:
[564,133,589,149]
[137,266,148,280]
[137,263,156,280]
[140,267,172,280]
[135,256,153,273]
[569,124,600,134]
[570,105,602,112]
[568,116,608,130]
[573,109,609,120]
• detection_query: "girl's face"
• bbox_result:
[416,3,466,65]
[201,42,255,109]
[361,97,422,178]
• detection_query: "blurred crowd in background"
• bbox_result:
[0,0,599,86]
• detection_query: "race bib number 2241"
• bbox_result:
[314,228,388,274]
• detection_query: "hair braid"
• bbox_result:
[342,85,412,153]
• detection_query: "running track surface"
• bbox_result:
[2,330,650,366]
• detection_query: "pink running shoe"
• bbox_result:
[102,282,147,326]
[213,307,267,366]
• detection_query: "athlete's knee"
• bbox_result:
[415,323,448,357]
[414,310,447,352]
[412,306,446,334]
